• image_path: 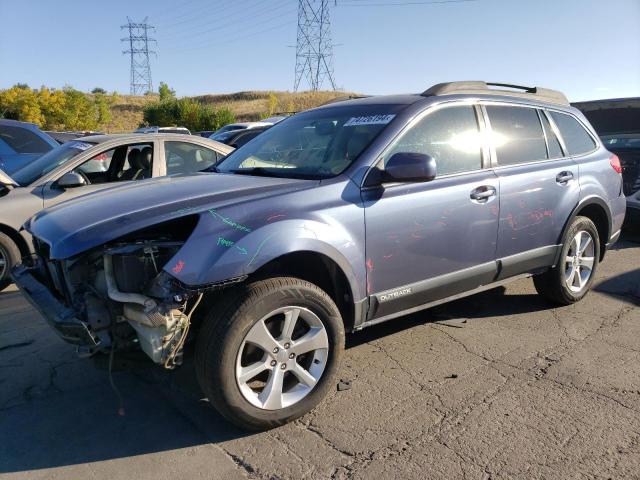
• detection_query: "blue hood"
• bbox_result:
[27,173,315,259]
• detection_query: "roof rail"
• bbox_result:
[422,81,570,106]
[320,95,370,106]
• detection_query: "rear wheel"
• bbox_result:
[0,233,20,292]
[195,277,345,430]
[534,216,600,305]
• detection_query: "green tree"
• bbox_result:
[158,82,176,102]
[267,91,278,115]
[93,92,112,129]
[91,87,107,94]
[214,107,235,130]
[0,86,43,125]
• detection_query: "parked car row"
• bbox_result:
[0,134,232,290]
[7,81,627,431]
[0,119,59,174]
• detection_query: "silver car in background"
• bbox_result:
[0,133,233,290]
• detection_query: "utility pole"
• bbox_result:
[121,17,156,95]
[294,0,337,92]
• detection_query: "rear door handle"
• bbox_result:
[470,185,497,203]
[556,171,574,185]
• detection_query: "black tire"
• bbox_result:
[0,232,20,292]
[533,216,600,305]
[195,277,345,430]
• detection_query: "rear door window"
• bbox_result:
[0,125,52,154]
[486,105,547,165]
[549,111,596,156]
[165,141,219,175]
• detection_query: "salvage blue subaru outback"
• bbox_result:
[13,82,626,430]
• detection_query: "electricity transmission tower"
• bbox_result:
[121,17,156,95]
[294,0,337,92]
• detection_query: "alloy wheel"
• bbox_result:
[564,230,595,293]
[235,306,329,410]
[0,245,7,282]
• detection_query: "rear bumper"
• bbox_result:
[11,264,99,347]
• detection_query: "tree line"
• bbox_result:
[0,84,114,131]
[0,82,236,133]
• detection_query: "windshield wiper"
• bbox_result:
[228,167,283,178]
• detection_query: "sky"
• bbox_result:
[0,0,638,102]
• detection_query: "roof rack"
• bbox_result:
[320,95,370,106]
[422,81,570,106]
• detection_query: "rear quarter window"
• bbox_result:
[549,112,596,156]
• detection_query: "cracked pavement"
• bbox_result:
[1,232,639,479]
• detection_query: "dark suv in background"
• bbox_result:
[13,81,626,430]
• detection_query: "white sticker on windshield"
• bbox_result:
[70,141,93,151]
[343,114,395,127]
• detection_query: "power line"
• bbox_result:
[155,0,261,31]
[121,17,156,95]
[162,19,293,53]
[338,0,476,6]
[295,0,337,92]
[158,0,293,46]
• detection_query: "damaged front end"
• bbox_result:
[14,218,204,369]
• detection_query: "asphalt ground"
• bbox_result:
[1,230,639,479]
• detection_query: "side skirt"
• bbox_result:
[353,273,532,331]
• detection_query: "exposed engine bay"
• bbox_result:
[38,233,201,369]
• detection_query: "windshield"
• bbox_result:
[10,140,96,186]
[214,125,246,136]
[216,104,405,179]
[210,130,238,143]
[601,135,640,149]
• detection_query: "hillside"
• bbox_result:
[105,90,357,133]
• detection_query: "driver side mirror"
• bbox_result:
[383,152,437,183]
[55,171,86,189]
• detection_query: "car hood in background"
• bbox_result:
[573,98,640,135]
[27,173,316,259]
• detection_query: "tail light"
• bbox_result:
[610,154,622,174]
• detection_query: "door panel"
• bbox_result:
[484,105,580,274]
[42,141,157,208]
[363,170,500,319]
[494,159,579,266]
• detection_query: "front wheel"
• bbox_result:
[195,277,345,430]
[0,233,20,292]
[533,216,600,305]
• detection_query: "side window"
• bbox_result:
[539,111,563,158]
[77,149,115,175]
[486,105,547,165]
[73,143,153,184]
[121,144,153,180]
[549,111,596,156]
[384,105,482,176]
[0,125,52,154]
[165,141,218,175]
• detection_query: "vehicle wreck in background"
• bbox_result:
[13,82,626,430]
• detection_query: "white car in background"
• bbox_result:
[209,116,289,141]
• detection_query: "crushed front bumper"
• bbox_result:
[12,264,99,347]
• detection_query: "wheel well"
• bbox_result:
[0,224,29,259]
[575,204,609,260]
[252,251,356,331]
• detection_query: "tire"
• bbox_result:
[533,216,600,305]
[195,277,345,430]
[0,232,20,292]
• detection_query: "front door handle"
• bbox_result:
[556,171,574,185]
[470,185,497,203]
